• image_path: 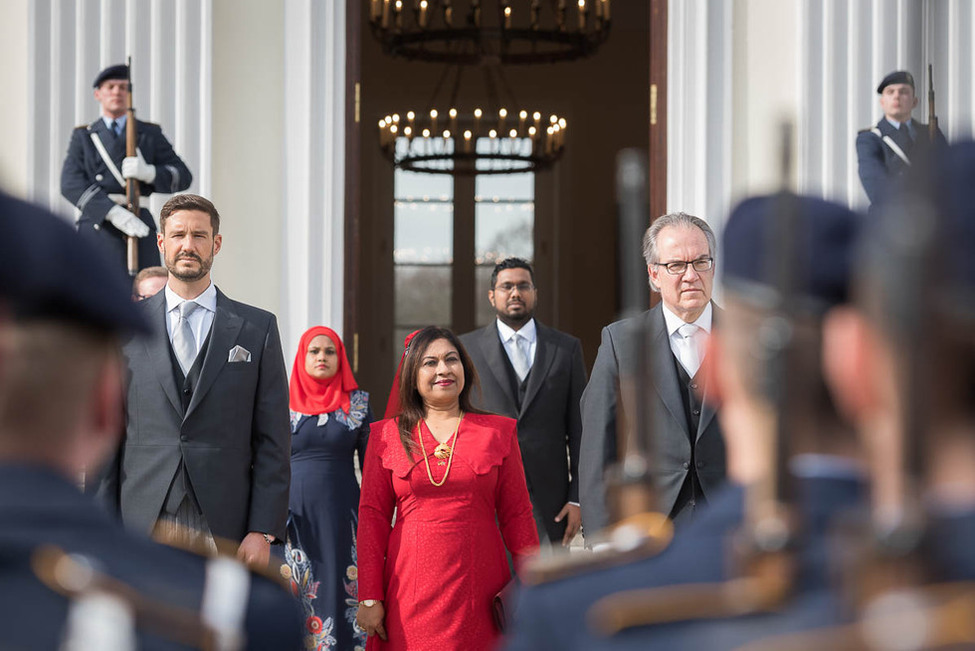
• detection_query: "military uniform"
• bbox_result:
[60,116,192,274]
[856,117,946,206]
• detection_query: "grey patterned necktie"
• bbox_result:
[510,332,531,382]
[677,323,702,377]
[173,301,200,374]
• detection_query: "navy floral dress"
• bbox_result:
[284,389,371,650]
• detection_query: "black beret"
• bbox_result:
[93,64,129,88]
[721,194,862,313]
[877,70,915,94]
[0,191,149,335]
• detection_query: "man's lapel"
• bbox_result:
[520,322,555,417]
[185,289,243,420]
[478,324,518,410]
[649,306,689,438]
[142,293,182,416]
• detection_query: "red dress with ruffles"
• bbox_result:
[356,413,539,650]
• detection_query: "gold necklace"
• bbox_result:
[418,412,464,487]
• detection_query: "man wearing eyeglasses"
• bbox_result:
[580,212,726,541]
[460,258,587,550]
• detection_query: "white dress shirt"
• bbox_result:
[164,282,217,354]
[662,302,713,376]
[496,318,537,376]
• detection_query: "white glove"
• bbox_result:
[121,149,157,184]
[106,205,151,238]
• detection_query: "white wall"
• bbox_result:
[0,0,30,196]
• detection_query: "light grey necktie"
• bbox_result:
[173,301,200,374]
[676,323,702,377]
[509,332,531,382]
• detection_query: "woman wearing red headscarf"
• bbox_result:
[285,326,371,651]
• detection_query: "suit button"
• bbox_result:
[93,223,101,231]
[692,408,700,415]
[183,388,192,396]
[690,382,698,390]
[180,435,187,442]
[682,461,690,470]
[689,500,697,508]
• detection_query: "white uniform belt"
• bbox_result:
[107,193,128,206]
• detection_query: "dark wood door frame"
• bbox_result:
[648,0,667,308]
[345,0,362,371]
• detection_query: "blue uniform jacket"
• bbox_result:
[505,472,864,651]
[856,117,947,207]
[60,118,192,274]
[0,463,301,650]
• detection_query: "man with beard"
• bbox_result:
[94,193,290,569]
[460,258,587,549]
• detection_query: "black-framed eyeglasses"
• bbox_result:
[653,257,714,276]
[493,282,535,294]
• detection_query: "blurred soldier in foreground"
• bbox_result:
[506,193,865,650]
[0,190,301,649]
[753,141,975,650]
[133,265,168,301]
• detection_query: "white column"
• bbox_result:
[281,0,347,360]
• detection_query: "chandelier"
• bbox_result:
[377,63,566,175]
[368,0,611,65]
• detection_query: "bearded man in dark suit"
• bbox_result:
[95,193,290,568]
[460,258,587,549]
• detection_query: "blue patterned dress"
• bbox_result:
[284,389,371,651]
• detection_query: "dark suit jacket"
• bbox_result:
[97,288,291,542]
[505,473,865,651]
[856,117,947,206]
[0,464,301,650]
[459,321,586,543]
[579,303,725,535]
[60,118,192,274]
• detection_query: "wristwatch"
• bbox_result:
[359,599,379,607]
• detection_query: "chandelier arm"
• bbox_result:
[482,64,500,115]
[448,64,465,113]
[493,64,521,111]
[425,62,457,116]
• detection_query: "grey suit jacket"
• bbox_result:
[459,321,586,543]
[97,288,291,542]
[579,303,725,535]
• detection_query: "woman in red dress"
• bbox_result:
[356,326,539,650]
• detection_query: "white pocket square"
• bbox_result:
[228,345,252,363]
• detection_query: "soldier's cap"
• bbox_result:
[0,190,149,335]
[861,140,975,321]
[877,70,915,94]
[721,194,861,314]
[93,64,129,88]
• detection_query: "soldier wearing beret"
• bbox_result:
[60,63,192,276]
[505,194,866,650]
[856,70,947,209]
[0,189,301,649]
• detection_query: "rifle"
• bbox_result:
[928,64,939,141]
[124,56,140,277]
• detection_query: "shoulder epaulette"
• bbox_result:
[858,127,875,134]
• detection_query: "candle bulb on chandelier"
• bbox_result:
[578,0,587,30]
[474,108,482,137]
[503,4,512,29]
[418,0,428,29]
[443,0,453,27]
[370,0,380,22]
[430,109,438,136]
[498,108,507,134]
[530,0,540,29]
[463,130,472,153]
[602,0,610,21]
[557,0,567,30]
[472,0,481,28]
[394,0,403,29]
[449,108,458,137]
[407,110,415,134]
[381,0,390,28]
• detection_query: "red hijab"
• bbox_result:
[289,326,358,415]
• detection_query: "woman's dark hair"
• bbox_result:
[396,326,484,459]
